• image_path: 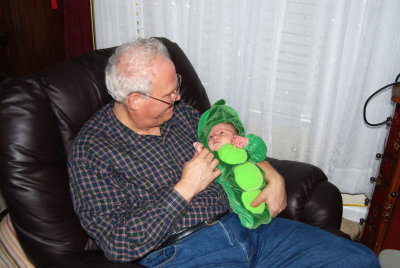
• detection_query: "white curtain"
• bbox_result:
[93,0,400,197]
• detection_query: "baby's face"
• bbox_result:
[207,123,238,151]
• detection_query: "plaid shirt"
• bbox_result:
[68,101,229,261]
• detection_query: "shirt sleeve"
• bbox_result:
[245,134,268,162]
[68,157,189,261]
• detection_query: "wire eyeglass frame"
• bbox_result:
[135,74,182,106]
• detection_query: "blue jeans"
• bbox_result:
[139,213,379,267]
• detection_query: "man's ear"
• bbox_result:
[126,93,142,111]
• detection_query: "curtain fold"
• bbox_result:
[92,0,400,197]
[64,0,93,58]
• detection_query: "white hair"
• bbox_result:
[105,38,171,102]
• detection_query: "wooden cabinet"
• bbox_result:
[0,0,64,78]
[361,86,400,253]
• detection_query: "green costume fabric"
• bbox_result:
[198,99,271,229]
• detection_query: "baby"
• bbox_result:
[196,99,271,229]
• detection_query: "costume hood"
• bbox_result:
[198,99,245,149]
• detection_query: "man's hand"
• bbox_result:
[252,161,287,217]
[174,144,221,201]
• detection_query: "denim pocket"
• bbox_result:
[139,245,177,268]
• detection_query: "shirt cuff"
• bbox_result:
[159,186,189,215]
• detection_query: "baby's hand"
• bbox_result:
[193,142,204,155]
[231,135,249,148]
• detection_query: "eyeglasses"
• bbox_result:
[136,74,182,106]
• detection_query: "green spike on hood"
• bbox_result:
[198,99,245,149]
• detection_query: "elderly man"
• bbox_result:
[68,38,379,267]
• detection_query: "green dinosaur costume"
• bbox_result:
[198,99,271,229]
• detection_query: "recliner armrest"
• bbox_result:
[267,158,347,237]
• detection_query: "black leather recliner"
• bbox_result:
[0,38,347,267]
